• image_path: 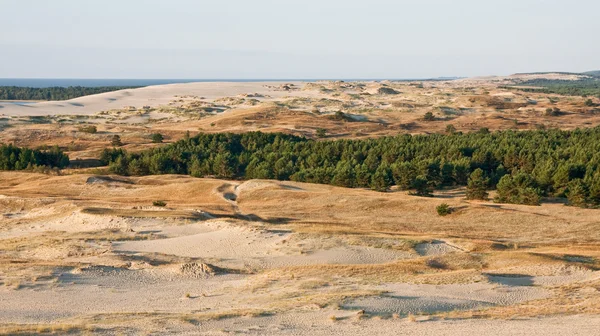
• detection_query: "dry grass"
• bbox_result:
[0,323,96,335]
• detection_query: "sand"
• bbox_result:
[0,82,307,117]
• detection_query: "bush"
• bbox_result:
[110,135,123,146]
[423,111,435,121]
[316,128,327,138]
[153,200,167,207]
[545,107,561,116]
[445,124,456,134]
[151,133,164,143]
[585,99,595,107]
[436,203,452,216]
[377,87,399,95]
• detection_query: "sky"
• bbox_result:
[1,0,599,79]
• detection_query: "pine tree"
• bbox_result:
[410,176,433,197]
[466,168,489,200]
[391,162,416,190]
[566,179,589,207]
[370,167,392,192]
[588,173,600,206]
[332,163,355,188]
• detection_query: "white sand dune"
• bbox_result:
[0,81,305,116]
[0,268,247,324]
[112,221,288,269]
[112,221,411,269]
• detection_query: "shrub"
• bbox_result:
[585,99,595,107]
[545,107,560,116]
[423,111,435,121]
[436,203,451,216]
[151,133,164,143]
[426,258,447,268]
[110,135,123,146]
[316,128,327,138]
[478,127,490,134]
[445,124,456,134]
[377,87,399,95]
[153,200,167,207]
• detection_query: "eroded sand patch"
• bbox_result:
[415,240,462,256]
[341,282,549,315]
[112,221,412,269]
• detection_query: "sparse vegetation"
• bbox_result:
[436,203,452,216]
[423,111,435,121]
[151,133,164,143]
[153,200,167,207]
[110,135,123,146]
[545,107,561,116]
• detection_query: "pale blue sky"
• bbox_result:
[1,0,598,78]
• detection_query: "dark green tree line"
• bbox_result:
[99,128,600,208]
[0,86,139,101]
[0,144,69,170]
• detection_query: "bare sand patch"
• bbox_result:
[415,240,462,256]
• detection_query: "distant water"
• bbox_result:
[0,78,461,88]
[0,78,300,88]
[0,101,35,105]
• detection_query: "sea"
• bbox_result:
[0,78,461,88]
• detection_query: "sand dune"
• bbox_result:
[0,81,306,116]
